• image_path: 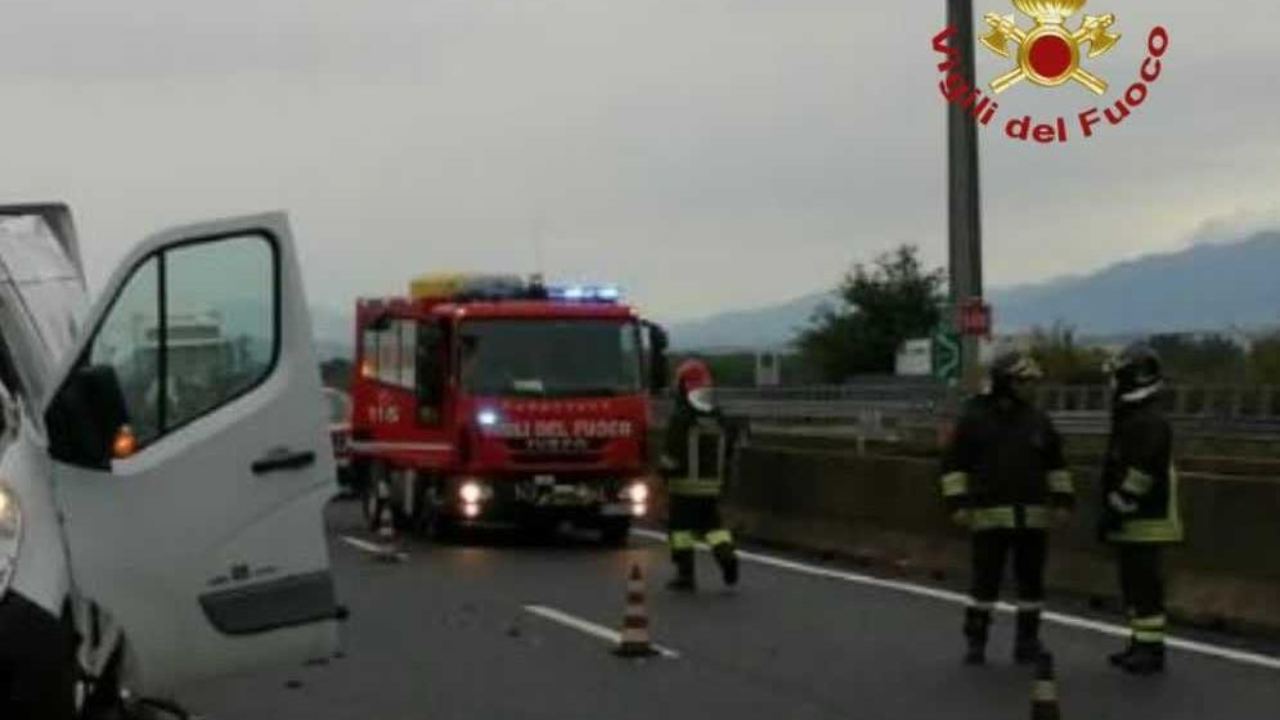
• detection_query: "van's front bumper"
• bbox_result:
[0,591,77,718]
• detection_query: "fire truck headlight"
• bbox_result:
[476,409,499,428]
[0,482,22,598]
[459,481,485,505]
[625,481,649,504]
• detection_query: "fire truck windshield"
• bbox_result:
[459,318,641,398]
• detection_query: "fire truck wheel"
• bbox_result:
[599,519,632,547]
[420,505,456,542]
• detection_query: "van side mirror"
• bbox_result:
[46,364,130,469]
[645,323,670,395]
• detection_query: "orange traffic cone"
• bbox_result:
[613,563,657,658]
[1030,653,1061,720]
[373,488,406,563]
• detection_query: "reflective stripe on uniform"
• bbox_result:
[1110,467,1184,543]
[669,531,696,550]
[1132,615,1167,630]
[668,477,723,496]
[1110,518,1183,542]
[1132,615,1167,643]
[940,472,969,498]
[969,506,1016,530]
[705,529,734,547]
[1048,470,1074,495]
[1121,468,1155,496]
[1023,505,1050,529]
[968,505,1049,530]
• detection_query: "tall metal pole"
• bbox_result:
[947,0,984,393]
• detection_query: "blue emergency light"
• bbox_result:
[547,283,621,303]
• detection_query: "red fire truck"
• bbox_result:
[348,274,669,545]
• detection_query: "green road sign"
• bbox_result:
[932,330,961,382]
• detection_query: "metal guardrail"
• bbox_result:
[655,384,1280,440]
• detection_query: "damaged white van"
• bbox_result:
[0,204,341,718]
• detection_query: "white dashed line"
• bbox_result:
[524,604,680,659]
[340,535,408,561]
[631,528,1280,671]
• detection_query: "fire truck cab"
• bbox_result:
[350,274,668,545]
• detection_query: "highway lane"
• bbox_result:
[180,501,1280,719]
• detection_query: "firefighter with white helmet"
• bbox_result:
[1100,342,1182,675]
[660,359,744,591]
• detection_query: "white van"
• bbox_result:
[0,204,341,718]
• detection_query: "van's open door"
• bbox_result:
[44,213,340,693]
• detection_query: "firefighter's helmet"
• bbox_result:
[675,359,715,413]
[1106,343,1164,404]
[990,350,1044,384]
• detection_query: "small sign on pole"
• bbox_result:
[956,298,993,337]
[932,330,962,383]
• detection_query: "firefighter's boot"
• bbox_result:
[667,550,696,592]
[711,540,739,587]
[963,606,992,665]
[1108,638,1137,667]
[1014,608,1047,665]
[1118,643,1165,676]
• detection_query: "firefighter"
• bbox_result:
[660,359,742,591]
[1100,343,1182,675]
[940,351,1074,665]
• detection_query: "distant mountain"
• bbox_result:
[666,292,832,351]
[668,231,1280,350]
[990,231,1280,335]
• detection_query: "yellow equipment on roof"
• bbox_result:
[410,273,526,300]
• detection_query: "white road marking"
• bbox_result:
[631,528,1280,671]
[340,535,408,560]
[523,604,680,659]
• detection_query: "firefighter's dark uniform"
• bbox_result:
[941,393,1073,663]
[1101,396,1182,670]
[661,402,741,588]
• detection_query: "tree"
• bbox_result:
[1147,333,1246,383]
[1025,323,1109,385]
[795,246,944,382]
[1249,333,1280,385]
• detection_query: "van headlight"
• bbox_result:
[0,482,20,598]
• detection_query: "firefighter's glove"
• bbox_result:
[1107,491,1138,515]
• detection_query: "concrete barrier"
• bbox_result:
[719,445,1280,635]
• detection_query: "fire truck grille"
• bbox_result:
[505,438,607,465]
[508,452,604,465]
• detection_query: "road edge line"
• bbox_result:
[631,528,1280,671]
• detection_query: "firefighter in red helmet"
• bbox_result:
[660,359,744,591]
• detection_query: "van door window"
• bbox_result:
[162,237,276,429]
[89,257,162,445]
[85,234,277,448]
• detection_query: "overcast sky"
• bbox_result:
[1,0,1277,323]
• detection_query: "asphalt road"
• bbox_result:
[179,501,1280,720]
